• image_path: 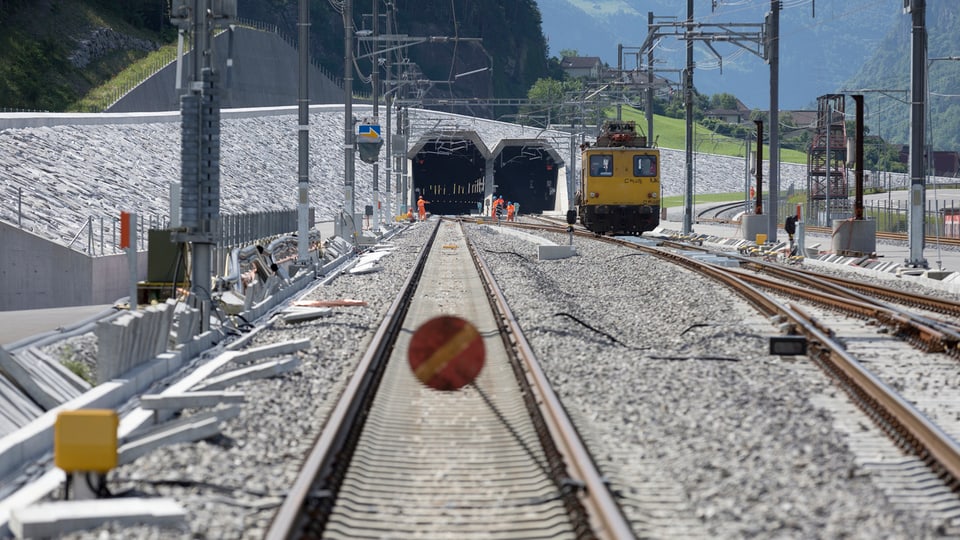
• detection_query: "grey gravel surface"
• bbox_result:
[44,221,945,539]
[464,224,938,539]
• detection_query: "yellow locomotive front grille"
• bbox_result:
[588,177,659,205]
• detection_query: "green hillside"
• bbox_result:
[615,106,808,165]
[0,0,811,168]
[0,0,170,111]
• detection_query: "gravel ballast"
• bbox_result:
[56,223,436,539]
[50,220,942,538]
[465,223,938,538]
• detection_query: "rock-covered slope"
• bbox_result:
[0,106,814,250]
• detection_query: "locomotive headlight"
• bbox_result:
[649,192,659,198]
[589,192,598,198]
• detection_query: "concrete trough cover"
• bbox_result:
[281,306,334,323]
[538,245,577,260]
[489,226,556,246]
[618,236,661,247]
[139,391,246,411]
[350,249,392,273]
[194,357,302,392]
[349,262,383,275]
[689,253,740,268]
[942,272,960,284]
[10,498,186,538]
[897,268,926,278]
[713,238,744,248]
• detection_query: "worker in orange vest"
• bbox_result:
[491,195,504,219]
[506,202,515,222]
[417,196,429,221]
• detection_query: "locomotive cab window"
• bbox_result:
[634,155,657,177]
[590,155,614,177]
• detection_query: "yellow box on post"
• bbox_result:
[755,233,767,245]
[54,410,119,474]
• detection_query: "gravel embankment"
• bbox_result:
[464,223,937,538]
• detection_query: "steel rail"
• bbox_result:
[784,302,960,487]
[624,233,960,355]
[722,266,953,354]
[615,235,960,492]
[265,220,442,540]
[612,232,960,492]
[696,200,750,222]
[507,217,960,491]
[739,257,960,319]
[465,221,635,540]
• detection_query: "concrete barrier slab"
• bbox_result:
[281,307,334,323]
[690,255,740,268]
[193,357,302,392]
[10,497,185,538]
[139,391,246,410]
[538,245,577,261]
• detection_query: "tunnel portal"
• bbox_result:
[492,142,562,214]
[411,135,486,216]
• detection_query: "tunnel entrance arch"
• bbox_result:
[490,140,564,215]
[408,131,489,216]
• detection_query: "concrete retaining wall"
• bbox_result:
[0,222,146,311]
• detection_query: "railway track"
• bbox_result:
[698,206,960,249]
[696,201,749,223]
[7,215,952,538]
[506,217,960,528]
[268,219,631,539]
[623,229,960,497]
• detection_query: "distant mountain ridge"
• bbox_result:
[534,0,900,110]
[844,1,960,151]
[536,0,960,151]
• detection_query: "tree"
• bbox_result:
[559,49,578,59]
[524,77,582,126]
[708,92,739,110]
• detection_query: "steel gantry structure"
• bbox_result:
[349,0,486,227]
[635,2,784,238]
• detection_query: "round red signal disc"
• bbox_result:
[408,316,485,391]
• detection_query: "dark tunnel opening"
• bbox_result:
[493,146,559,214]
[411,139,486,216]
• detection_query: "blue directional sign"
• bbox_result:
[357,123,384,164]
[358,124,382,141]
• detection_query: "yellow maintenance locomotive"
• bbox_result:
[576,120,660,235]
